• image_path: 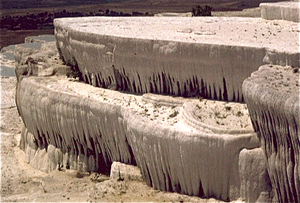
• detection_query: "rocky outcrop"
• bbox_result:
[243,65,300,202]
[54,17,299,102]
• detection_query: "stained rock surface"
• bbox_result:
[243,64,300,202]
[54,16,299,102]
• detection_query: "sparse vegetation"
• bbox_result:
[197,115,202,121]
[192,5,213,17]
[214,111,220,118]
[236,111,244,117]
[225,106,231,111]
[216,120,225,125]
[214,110,228,119]
[169,110,179,118]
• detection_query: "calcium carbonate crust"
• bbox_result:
[54,17,299,102]
[242,64,300,203]
[17,76,269,201]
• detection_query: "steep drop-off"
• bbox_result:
[243,65,300,202]
[54,17,299,102]
[16,76,267,201]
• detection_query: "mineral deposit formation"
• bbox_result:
[54,16,299,102]
[243,65,299,203]
[14,1,299,202]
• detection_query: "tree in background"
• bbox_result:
[192,5,213,16]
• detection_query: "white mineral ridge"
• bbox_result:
[242,65,300,202]
[16,76,265,201]
[260,1,300,22]
[54,17,299,102]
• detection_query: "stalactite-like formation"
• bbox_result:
[54,17,299,102]
[16,76,265,201]
[14,14,300,202]
[243,65,300,202]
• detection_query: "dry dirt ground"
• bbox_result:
[0,76,225,202]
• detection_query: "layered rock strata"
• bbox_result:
[243,65,300,202]
[54,17,299,102]
[16,75,268,201]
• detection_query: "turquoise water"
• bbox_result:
[1,66,15,77]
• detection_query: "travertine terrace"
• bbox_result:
[243,65,299,202]
[260,1,300,22]
[54,16,299,102]
[14,1,299,202]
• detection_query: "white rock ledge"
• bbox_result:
[16,76,268,201]
[260,1,300,22]
[243,65,300,202]
[54,17,299,102]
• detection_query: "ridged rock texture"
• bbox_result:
[16,76,267,202]
[54,17,299,102]
[243,65,300,202]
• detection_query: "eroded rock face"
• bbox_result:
[243,65,300,202]
[54,17,299,102]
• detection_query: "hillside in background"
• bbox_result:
[0,0,290,14]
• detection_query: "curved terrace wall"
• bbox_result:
[16,76,268,201]
[54,17,299,102]
[14,12,300,202]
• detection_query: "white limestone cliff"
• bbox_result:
[243,65,300,202]
[16,76,267,201]
[54,17,299,102]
